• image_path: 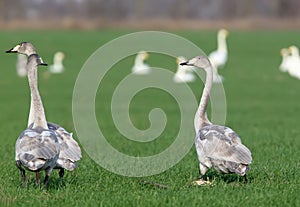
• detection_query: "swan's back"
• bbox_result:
[15,127,60,171]
[47,122,82,171]
[196,124,252,176]
[208,50,227,68]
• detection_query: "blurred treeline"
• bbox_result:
[0,0,299,29]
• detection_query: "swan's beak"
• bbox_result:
[5,45,20,53]
[38,57,48,66]
[5,48,15,53]
[180,61,189,66]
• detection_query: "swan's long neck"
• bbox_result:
[54,56,63,66]
[135,55,145,65]
[217,34,227,53]
[26,49,37,127]
[28,95,34,127]
[27,63,48,129]
[195,64,213,130]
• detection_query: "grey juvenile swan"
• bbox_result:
[6,42,82,179]
[14,54,60,187]
[180,56,252,185]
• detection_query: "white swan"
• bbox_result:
[173,56,195,83]
[131,51,151,75]
[16,54,27,77]
[180,56,252,185]
[15,54,59,187]
[208,29,229,83]
[49,51,65,74]
[287,45,300,79]
[6,42,82,179]
[279,48,291,72]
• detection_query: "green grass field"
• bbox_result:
[0,29,299,206]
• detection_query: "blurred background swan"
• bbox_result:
[208,29,229,83]
[131,51,151,75]
[49,51,65,74]
[173,56,195,83]
[16,54,27,77]
[286,45,300,79]
[279,48,291,72]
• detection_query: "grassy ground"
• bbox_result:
[0,29,299,206]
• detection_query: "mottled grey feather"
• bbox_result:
[196,124,252,176]
[15,128,60,171]
[29,122,82,170]
[48,122,82,170]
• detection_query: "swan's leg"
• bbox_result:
[44,167,53,188]
[16,161,26,187]
[199,163,208,179]
[192,163,212,186]
[36,171,41,186]
[243,174,248,184]
[58,169,65,185]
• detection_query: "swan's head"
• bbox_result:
[54,51,65,61]
[6,42,36,56]
[176,56,187,65]
[28,54,48,67]
[218,29,229,38]
[137,51,149,60]
[288,45,299,56]
[280,48,289,56]
[180,55,211,69]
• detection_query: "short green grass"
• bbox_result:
[0,29,299,206]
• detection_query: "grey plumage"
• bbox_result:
[16,128,59,172]
[196,125,251,177]
[46,122,82,171]
[181,56,252,184]
[7,42,82,181]
[14,54,60,187]
[28,122,82,172]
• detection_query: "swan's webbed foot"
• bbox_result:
[192,177,213,186]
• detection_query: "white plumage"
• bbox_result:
[279,48,291,72]
[173,56,195,83]
[286,46,300,79]
[131,51,151,75]
[49,51,65,74]
[208,29,229,83]
[180,56,252,185]
[16,54,27,77]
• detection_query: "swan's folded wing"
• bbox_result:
[199,126,252,164]
[55,127,82,161]
[17,129,59,161]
